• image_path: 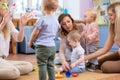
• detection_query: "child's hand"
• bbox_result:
[20,12,33,27]
[84,34,90,41]
[62,60,70,71]
[81,31,85,37]
[80,23,85,27]
[115,40,120,48]
[70,63,76,68]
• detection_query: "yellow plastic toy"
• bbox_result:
[55,71,64,78]
[33,67,38,72]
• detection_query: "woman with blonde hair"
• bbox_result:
[85,2,120,73]
[0,0,34,79]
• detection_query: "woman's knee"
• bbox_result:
[101,61,113,73]
[19,62,33,75]
[101,62,110,73]
[101,61,120,73]
[9,68,20,79]
[0,68,20,79]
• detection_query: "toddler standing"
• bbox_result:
[83,8,99,71]
[28,0,60,80]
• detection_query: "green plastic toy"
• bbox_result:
[2,3,8,9]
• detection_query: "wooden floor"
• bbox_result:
[7,53,120,80]
[7,53,36,62]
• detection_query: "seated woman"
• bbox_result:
[55,13,86,71]
[85,2,120,73]
[0,0,34,79]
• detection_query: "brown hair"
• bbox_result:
[107,2,120,41]
[42,0,58,13]
[67,30,81,42]
[58,13,77,36]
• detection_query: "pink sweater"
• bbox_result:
[83,22,99,44]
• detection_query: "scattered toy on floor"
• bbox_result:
[71,73,79,77]
[55,71,64,78]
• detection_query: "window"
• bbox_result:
[12,0,63,18]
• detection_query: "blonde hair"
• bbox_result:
[84,8,97,21]
[0,0,9,40]
[42,0,58,13]
[3,24,9,40]
[107,2,120,41]
[0,17,9,40]
[67,30,81,42]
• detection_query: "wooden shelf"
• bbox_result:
[11,19,84,54]
[11,19,37,54]
[12,19,37,26]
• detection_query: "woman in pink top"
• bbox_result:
[85,2,120,73]
[83,8,99,71]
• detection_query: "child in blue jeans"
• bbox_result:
[28,0,60,80]
[67,30,85,73]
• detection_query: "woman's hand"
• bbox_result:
[0,8,12,23]
[118,48,120,56]
[0,7,12,31]
[115,40,120,48]
[115,40,120,56]
[28,41,32,48]
[61,60,70,71]
[20,12,33,27]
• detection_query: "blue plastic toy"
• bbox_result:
[65,70,71,78]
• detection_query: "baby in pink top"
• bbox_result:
[83,8,99,71]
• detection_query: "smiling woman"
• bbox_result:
[0,0,34,79]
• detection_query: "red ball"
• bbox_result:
[71,73,79,77]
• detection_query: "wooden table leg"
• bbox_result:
[11,38,17,54]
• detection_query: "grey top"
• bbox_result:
[71,44,85,68]
[34,15,60,46]
[59,25,86,61]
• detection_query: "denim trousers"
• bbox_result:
[35,45,56,80]
[70,66,85,73]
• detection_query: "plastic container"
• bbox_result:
[65,70,71,78]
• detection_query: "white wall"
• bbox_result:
[63,0,80,20]
[63,0,94,20]
[80,0,93,20]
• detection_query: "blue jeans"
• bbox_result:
[70,66,85,73]
[35,45,56,80]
